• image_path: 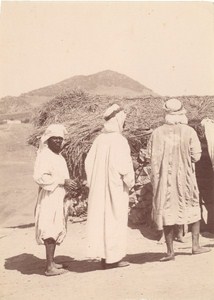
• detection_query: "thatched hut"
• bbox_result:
[28,90,214,228]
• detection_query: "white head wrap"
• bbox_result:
[164,99,188,124]
[38,124,68,153]
[103,104,126,133]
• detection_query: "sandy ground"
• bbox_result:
[0,123,214,300]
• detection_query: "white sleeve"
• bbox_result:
[114,137,135,189]
[33,153,65,192]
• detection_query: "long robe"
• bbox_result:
[147,124,201,230]
[85,132,135,263]
[34,147,69,245]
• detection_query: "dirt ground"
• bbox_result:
[0,123,214,300]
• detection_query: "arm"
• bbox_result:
[33,153,65,192]
[114,137,135,189]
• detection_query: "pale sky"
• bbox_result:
[0,1,214,98]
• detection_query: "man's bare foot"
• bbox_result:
[45,267,68,276]
[160,254,175,262]
[192,247,211,255]
[104,260,130,269]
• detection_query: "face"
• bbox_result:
[47,136,63,154]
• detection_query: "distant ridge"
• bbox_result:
[27,70,157,98]
[0,70,158,114]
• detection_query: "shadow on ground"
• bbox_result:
[5,223,35,229]
[203,244,214,248]
[5,252,177,276]
[5,247,201,276]
[129,222,163,241]
[4,253,74,276]
[127,251,192,264]
[4,253,106,275]
[201,232,214,239]
[127,252,164,264]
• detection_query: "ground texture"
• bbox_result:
[0,124,213,300]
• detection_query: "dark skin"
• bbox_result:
[47,136,63,154]
[143,156,210,261]
[43,136,78,275]
[160,221,210,262]
[47,136,77,189]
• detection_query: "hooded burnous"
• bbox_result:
[85,104,135,263]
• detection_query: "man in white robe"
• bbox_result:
[85,104,135,269]
[147,99,210,261]
[34,124,78,276]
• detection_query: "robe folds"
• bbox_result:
[34,148,69,245]
[147,124,201,231]
[85,132,135,263]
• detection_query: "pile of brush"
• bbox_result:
[28,90,214,224]
[28,90,163,178]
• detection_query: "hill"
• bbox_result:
[0,70,157,116]
[27,70,157,98]
[0,96,31,115]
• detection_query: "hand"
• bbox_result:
[64,179,78,190]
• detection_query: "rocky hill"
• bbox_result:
[27,70,157,98]
[0,70,157,115]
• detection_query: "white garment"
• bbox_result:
[85,132,135,263]
[34,148,69,245]
[201,118,214,171]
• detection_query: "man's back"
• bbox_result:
[149,123,201,168]
[148,123,201,229]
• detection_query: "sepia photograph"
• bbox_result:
[0,1,214,299]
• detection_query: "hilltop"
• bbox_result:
[26,70,157,98]
[0,70,157,115]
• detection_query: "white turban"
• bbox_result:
[103,104,126,133]
[164,99,188,124]
[38,124,68,153]
[163,98,186,115]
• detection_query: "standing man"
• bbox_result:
[147,99,210,261]
[34,124,78,276]
[85,104,135,269]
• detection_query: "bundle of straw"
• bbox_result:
[29,90,214,178]
[28,90,214,222]
[29,90,165,179]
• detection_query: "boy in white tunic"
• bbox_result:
[85,104,135,269]
[34,124,78,276]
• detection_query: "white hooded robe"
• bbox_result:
[85,109,135,263]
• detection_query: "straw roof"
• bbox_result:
[28,90,214,179]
